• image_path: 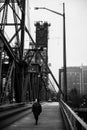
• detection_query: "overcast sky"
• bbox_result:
[28,0,87,77]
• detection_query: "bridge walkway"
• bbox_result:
[2,102,66,130]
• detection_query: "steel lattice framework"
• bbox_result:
[0,0,63,104]
[0,0,28,103]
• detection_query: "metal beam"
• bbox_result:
[38,52,64,96]
[20,0,26,59]
[0,41,4,102]
[0,30,19,62]
[24,28,64,95]
[0,23,20,26]
[0,0,18,3]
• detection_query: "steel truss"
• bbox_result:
[0,0,27,103]
[0,0,63,104]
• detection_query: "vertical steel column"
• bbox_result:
[20,0,26,59]
[0,40,3,103]
[20,1,26,102]
[46,48,48,101]
[11,65,15,103]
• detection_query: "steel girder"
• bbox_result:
[0,0,27,103]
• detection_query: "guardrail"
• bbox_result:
[60,99,87,130]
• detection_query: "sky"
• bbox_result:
[27,0,87,81]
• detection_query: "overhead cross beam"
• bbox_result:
[0,0,19,3]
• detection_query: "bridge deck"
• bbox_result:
[3,102,66,130]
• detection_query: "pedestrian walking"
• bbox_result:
[32,99,42,125]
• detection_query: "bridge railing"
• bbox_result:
[60,99,87,130]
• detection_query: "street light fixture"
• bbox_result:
[35,3,67,102]
[34,7,63,16]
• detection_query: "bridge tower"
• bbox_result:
[34,21,50,101]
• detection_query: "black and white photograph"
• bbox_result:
[0,0,87,129]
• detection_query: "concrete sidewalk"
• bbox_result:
[3,102,66,130]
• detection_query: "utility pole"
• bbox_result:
[63,3,67,102]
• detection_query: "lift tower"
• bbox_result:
[35,21,50,101]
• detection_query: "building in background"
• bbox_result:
[59,66,87,98]
[81,66,87,96]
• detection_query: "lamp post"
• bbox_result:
[35,3,67,102]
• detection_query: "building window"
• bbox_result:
[83,71,87,83]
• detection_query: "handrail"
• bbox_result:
[60,99,87,130]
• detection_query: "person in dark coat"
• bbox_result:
[32,99,42,125]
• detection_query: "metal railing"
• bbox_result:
[60,99,87,130]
